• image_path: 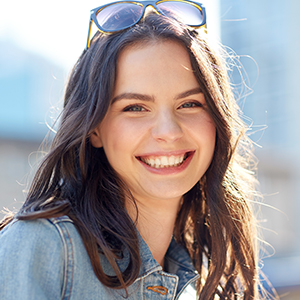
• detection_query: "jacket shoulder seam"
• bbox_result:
[47,218,75,299]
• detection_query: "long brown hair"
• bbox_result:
[1,13,264,299]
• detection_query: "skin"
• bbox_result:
[91,40,216,266]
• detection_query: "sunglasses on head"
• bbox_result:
[86,0,207,49]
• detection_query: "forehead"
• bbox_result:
[118,39,190,67]
[114,40,197,94]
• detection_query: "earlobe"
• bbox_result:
[90,129,103,148]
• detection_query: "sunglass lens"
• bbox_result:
[157,1,204,26]
[96,3,143,31]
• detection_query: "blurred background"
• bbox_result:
[0,0,299,298]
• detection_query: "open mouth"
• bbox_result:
[137,151,193,169]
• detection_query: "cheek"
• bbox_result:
[201,127,216,166]
[193,119,216,167]
[206,122,217,154]
[186,114,216,144]
[112,117,151,141]
[206,121,217,144]
[100,119,145,159]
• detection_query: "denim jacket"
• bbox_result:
[0,216,200,299]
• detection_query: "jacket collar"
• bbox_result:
[101,230,198,277]
[114,230,199,295]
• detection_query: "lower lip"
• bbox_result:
[137,152,195,175]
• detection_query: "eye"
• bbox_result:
[123,105,147,112]
[179,101,203,109]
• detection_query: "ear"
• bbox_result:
[90,127,103,148]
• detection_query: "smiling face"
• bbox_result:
[91,40,216,204]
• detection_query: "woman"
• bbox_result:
[0,1,270,299]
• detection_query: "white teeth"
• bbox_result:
[155,157,160,168]
[140,154,187,168]
[169,156,175,165]
[161,156,168,166]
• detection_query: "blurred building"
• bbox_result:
[220,0,300,298]
[0,39,65,216]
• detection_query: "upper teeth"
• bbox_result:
[140,154,186,168]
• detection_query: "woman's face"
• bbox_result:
[91,40,216,204]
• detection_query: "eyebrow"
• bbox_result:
[111,93,154,104]
[111,87,203,104]
[174,87,203,100]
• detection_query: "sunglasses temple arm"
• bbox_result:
[86,18,93,50]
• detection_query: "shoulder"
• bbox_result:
[0,215,82,276]
[0,216,78,251]
[0,216,82,300]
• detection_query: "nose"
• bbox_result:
[151,110,183,143]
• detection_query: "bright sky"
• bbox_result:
[0,0,220,71]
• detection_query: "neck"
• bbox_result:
[126,197,182,267]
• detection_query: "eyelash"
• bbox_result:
[122,101,203,112]
[123,104,146,112]
[179,101,203,109]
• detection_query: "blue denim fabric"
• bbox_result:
[0,216,199,299]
